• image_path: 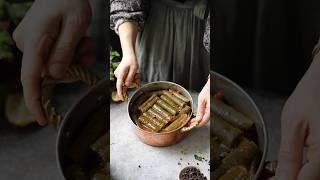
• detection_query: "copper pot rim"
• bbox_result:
[127,81,194,135]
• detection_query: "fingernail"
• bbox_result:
[49,63,67,79]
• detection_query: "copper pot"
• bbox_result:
[127,81,198,147]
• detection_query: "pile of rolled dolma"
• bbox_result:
[212,92,259,180]
[90,133,109,180]
[136,89,192,132]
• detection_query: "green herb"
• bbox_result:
[0,0,8,20]
[0,30,15,62]
[194,154,204,162]
[109,46,121,81]
[8,2,33,26]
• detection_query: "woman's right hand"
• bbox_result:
[13,0,91,125]
[114,52,139,101]
[115,21,140,101]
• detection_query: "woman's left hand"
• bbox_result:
[190,78,210,127]
[274,55,320,180]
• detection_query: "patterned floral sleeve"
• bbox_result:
[203,14,210,53]
[110,0,149,34]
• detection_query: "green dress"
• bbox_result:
[135,0,210,91]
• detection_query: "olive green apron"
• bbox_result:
[136,0,209,91]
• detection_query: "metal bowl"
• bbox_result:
[212,71,268,180]
[128,81,197,147]
[56,80,109,179]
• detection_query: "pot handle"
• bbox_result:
[180,113,198,133]
[259,160,278,179]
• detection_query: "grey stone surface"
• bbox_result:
[110,91,210,180]
[0,126,61,180]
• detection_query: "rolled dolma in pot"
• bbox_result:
[160,94,180,110]
[90,133,108,163]
[164,113,188,131]
[140,123,153,132]
[163,90,186,107]
[212,98,253,130]
[212,138,231,169]
[217,166,248,180]
[156,99,178,115]
[248,155,260,179]
[147,108,169,124]
[180,105,191,114]
[138,115,161,132]
[138,94,159,113]
[143,111,165,128]
[212,113,243,147]
[213,138,258,179]
[222,138,258,167]
[169,89,190,102]
[152,103,174,121]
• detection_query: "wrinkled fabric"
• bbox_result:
[135,0,210,91]
[110,0,210,52]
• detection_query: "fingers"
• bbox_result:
[47,13,89,79]
[21,36,53,125]
[198,102,210,127]
[115,67,128,101]
[125,66,138,86]
[134,73,140,84]
[190,97,206,125]
[191,96,210,127]
[275,109,307,180]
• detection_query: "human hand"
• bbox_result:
[114,53,139,101]
[114,21,140,101]
[13,0,91,125]
[190,78,210,127]
[275,56,320,180]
